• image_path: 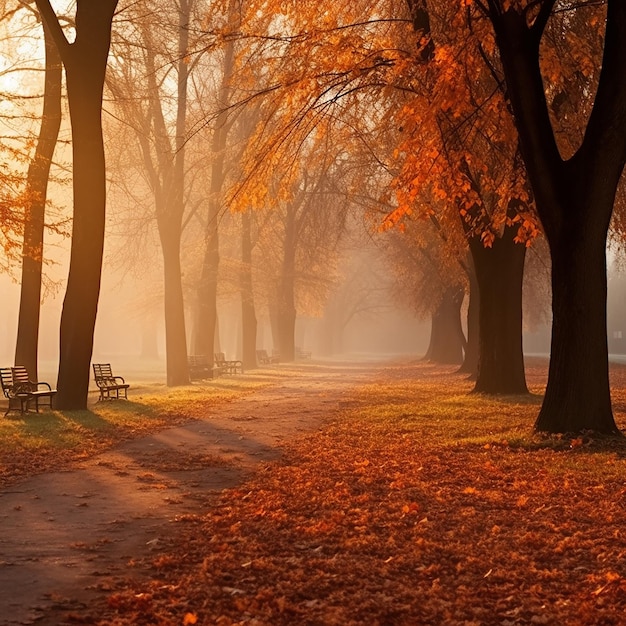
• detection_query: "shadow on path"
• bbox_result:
[0,359,389,625]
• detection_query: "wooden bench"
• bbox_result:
[188,355,225,380]
[256,349,279,365]
[214,352,243,374]
[93,363,129,401]
[1,366,56,415]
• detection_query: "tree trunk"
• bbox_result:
[458,262,479,378]
[160,228,189,386]
[470,227,528,395]
[36,0,118,409]
[277,209,297,362]
[535,212,615,432]
[194,1,235,362]
[194,216,219,359]
[488,4,626,431]
[423,287,465,365]
[150,0,190,386]
[277,293,296,362]
[241,211,257,370]
[15,22,62,381]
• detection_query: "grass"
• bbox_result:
[0,368,283,486]
[345,363,539,446]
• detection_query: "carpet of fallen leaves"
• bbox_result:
[70,361,626,623]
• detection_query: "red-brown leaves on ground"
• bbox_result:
[82,362,626,623]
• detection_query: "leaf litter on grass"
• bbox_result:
[28,361,626,624]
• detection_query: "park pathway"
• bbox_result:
[0,359,386,625]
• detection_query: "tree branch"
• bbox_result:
[33,0,70,62]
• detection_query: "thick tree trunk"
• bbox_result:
[240,211,257,370]
[423,287,465,365]
[535,214,616,432]
[156,213,189,385]
[15,23,62,381]
[470,228,528,395]
[488,3,626,431]
[37,0,118,409]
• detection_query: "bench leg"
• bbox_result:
[6,396,29,415]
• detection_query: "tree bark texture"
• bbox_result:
[36,0,118,409]
[15,21,62,381]
[538,224,614,432]
[469,228,528,395]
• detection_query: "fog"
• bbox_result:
[0,246,432,385]
[2,1,623,392]
[6,223,626,388]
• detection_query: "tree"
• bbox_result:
[193,0,238,363]
[107,0,200,386]
[381,217,471,368]
[467,204,528,393]
[35,0,118,409]
[423,287,465,364]
[390,0,535,394]
[249,161,347,362]
[483,0,626,433]
[232,0,534,391]
[14,11,62,381]
[226,2,414,360]
[156,0,191,386]
[240,209,257,369]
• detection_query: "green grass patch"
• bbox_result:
[0,373,277,486]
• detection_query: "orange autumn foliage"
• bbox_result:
[389,2,540,248]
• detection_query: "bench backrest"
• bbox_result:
[188,355,211,366]
[256,349,268,358]
[93,363,114,379]
[0,368,13,397]
[214,352,225,362]
[1,367,36,397]
[11,366,32,389]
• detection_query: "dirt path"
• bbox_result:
[0,360,385,625]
